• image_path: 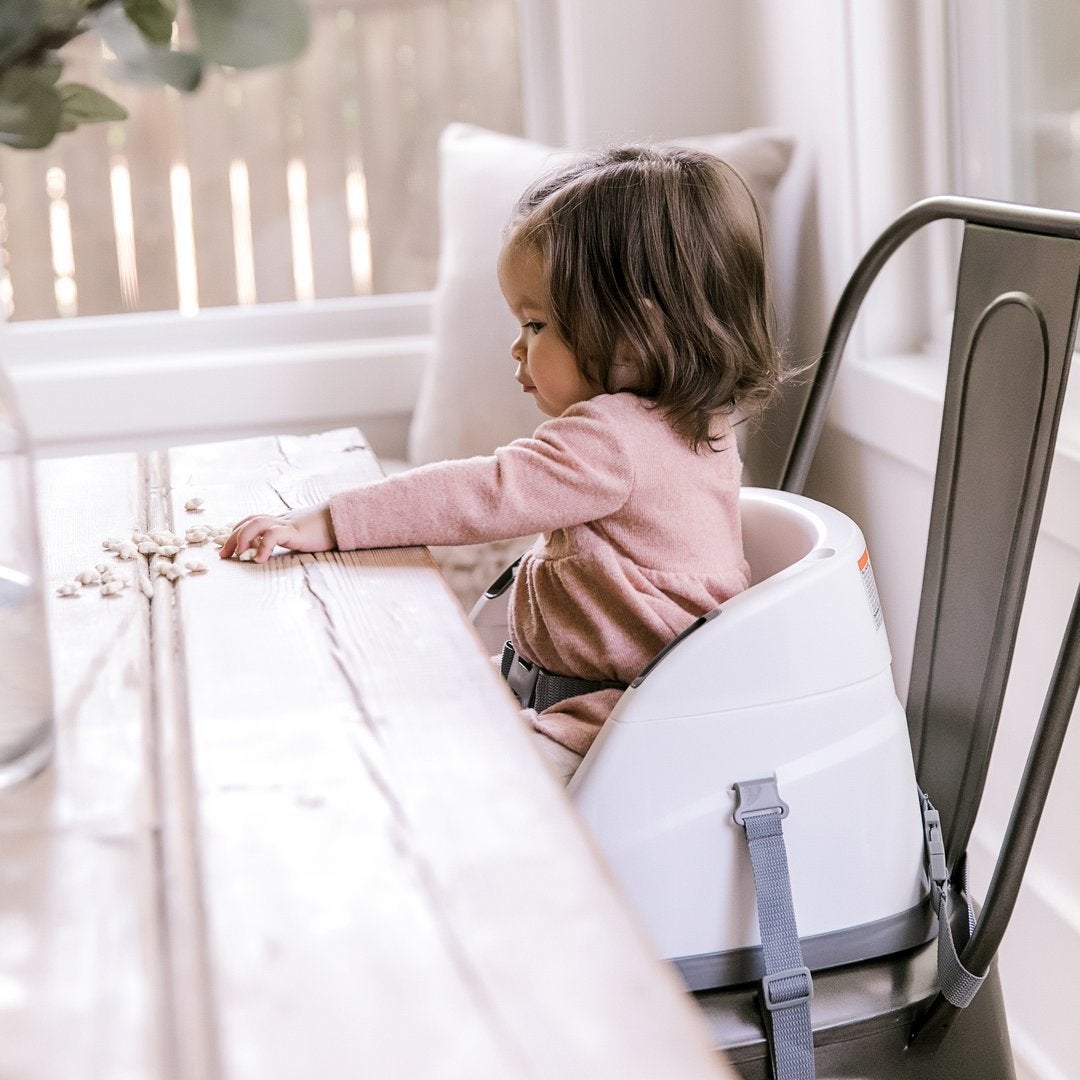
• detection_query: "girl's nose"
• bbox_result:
[510,329,526,363]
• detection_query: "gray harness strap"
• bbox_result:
[728,783,985,1080]
[921,793,986,1008]
[500,641,628,711]
[733,778,816,1080]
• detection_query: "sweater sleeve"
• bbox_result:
[329,398,636,550]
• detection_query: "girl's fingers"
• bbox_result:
[219,517,278,559]
[218,505,332,561]
[251,526,288,562]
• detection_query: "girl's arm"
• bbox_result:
[329,404,633,550]
[222,398,635,560]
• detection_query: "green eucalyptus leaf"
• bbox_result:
[0,0,44,70]
[57,82,128,132]
[35,1,94,49]
[38,58,64,86]
[123,0,178,46]
[1,0,311,148]
[0,65,62,149]
[107,48,202,92]
[190,0,310,69]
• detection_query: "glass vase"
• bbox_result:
[0,351,54,788]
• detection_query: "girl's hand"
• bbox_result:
[219,503,337,563]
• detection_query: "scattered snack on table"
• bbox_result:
[57,510,240,601]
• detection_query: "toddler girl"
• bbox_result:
[222,144,784,783]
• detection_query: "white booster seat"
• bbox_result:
[472,486,934,994]
[567,488,931,990]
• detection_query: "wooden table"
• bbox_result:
[2,428,730,1079]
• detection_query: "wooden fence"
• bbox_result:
[0,0,521,322]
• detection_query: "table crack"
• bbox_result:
[297,553,539,1079]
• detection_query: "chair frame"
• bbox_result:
[777,195,1080,1057]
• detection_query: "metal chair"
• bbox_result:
[694,196,1080,1076]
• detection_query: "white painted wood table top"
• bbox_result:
[2,428,730,1080]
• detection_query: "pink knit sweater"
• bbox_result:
[329,393,750,754]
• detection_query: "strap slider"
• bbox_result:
[484,555,523,600]
[762,966,814,1012]
[732,776,790,825]
[921,799,948,886]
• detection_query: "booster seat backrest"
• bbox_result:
[470,488,839,660]
[739,489,828,585]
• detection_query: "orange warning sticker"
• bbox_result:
[859,548,884,629]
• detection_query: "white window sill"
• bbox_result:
[3,294,432,458]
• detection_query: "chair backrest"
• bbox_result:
[780,196,1080,869]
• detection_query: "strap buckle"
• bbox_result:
[732,776,790,825]
[762,966,814,1012]
[504,646,540,707]
[507,655,540,706]
[921,796,948,887]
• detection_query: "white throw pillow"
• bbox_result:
[408,122,797,466]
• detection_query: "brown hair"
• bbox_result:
[506,144,782,450]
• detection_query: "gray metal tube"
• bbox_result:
[780,196,1080,494]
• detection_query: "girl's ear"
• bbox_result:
[604,299,661,393]
[606,343,644,393]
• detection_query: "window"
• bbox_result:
[946,0,1080,424]
[0,0,522,322]
[949,0,1080,210]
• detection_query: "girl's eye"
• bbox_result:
[523,320,545,334]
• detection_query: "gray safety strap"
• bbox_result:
[921,793,986,1008]
[734,778,815,1080]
